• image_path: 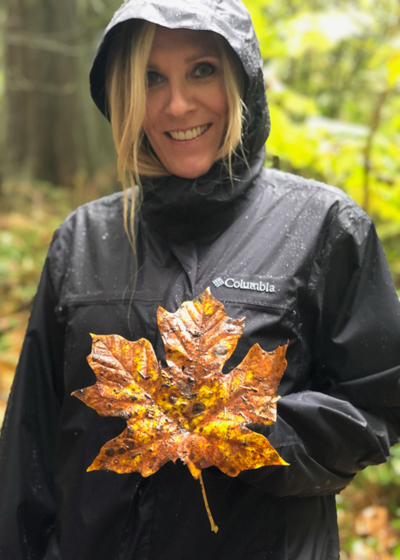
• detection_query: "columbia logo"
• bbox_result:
[211,276,276,294]
[212,277,224,288]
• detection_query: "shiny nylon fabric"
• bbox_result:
[1,167,399,560]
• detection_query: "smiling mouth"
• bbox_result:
[166,124,211,142]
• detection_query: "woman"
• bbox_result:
[0,0,399,559]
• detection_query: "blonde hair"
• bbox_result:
[106,21,245,249]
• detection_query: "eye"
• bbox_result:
[146,71,163,88]
[193,62,217,79]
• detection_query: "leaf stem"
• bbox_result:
[199,472,219,533]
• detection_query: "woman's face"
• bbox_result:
[143,26,228,179]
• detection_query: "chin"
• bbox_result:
[168,160,215,180]
[175,170,210,179]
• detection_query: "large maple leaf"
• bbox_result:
[73,288,288,530]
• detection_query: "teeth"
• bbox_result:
[170,125,208,141]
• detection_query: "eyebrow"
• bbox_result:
[147,48,220,69]
[185,49,220,63]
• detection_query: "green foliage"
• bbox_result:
[243,0,400,289]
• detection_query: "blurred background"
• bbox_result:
[0,0,399,557]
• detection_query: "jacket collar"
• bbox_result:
[140,148,265,243]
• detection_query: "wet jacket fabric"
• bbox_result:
[1,1,400,560]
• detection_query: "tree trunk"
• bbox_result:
[3,0,114,187]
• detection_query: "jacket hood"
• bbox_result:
[90,0,270,158]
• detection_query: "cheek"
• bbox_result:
[142,113,153,137]
[143,96,161,134]
[211,85,229,125]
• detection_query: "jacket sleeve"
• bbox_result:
[0,252,64,559]
[239,210,400,497]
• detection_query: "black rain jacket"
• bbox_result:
[1,1,400,559]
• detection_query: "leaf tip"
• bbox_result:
[71,387,87,400]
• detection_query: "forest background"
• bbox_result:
[0,0,399,558]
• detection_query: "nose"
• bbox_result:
[165,82,195,118]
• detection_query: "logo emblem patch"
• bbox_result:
[212,277,224,288]
[212,277,276,293]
